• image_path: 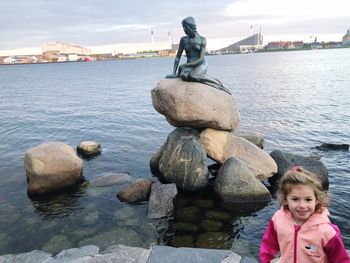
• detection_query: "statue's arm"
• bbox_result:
[166,38,185,78]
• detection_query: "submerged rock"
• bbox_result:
[89,173,132,187]
[77,141,101,157]
[315,143,349,151]
[117,178,154,203]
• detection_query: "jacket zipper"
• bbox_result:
[294,225,301,263]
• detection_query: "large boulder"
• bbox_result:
[200,128,277,180]
[24,142,83,195]
[159,128,209,191]
[270,150,329,190]
[151,78,240,131]
[234,130,264,149]
[214,157,271,204]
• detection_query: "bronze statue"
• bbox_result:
[166,17,231,95]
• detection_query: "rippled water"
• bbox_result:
[0,49,349,258]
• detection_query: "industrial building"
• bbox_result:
[220,33,264,53]
[42,42,91,62]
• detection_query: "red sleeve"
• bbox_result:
[324,224,350,263]
[260,219,280,263]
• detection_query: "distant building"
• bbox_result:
[42,42,91,62]
[265,41,305,50]
[342,29,350,47]
[221,33,264,53]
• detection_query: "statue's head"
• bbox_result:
[182,17,197,32]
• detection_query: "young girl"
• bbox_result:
[260,166,349,262]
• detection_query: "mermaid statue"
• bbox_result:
[166,16,231,95]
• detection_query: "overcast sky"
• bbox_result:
[0,0,349,55]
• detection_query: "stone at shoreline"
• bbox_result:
[0,250,52,263]
[117,178,154,203]
[89,173,132,187]
[146,245,239,263]
[76,141,102,157]
[195,232,232,249]
[148,183,178,219]
[159,128,208,191]
[200,128,277,180]
[214,157,271,205]
[270,150,329,190]
[151,78,240,131]
[234,130,264,149]
[24,142,83,195]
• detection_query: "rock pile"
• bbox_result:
[151,78,277,205]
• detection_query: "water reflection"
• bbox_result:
[28,183,87,219]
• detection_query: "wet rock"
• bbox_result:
[148,183,178,219]
[270,150,329,190]
[42,234,72,254]
[150,145,164,176]
[90,173,131,187]
[170,235,195,247]
[199,219,223,232]
[83,211,100,225]
[113,206,140,226]
[159,128,208,191]
[78,228,142,250]
[195,232,232,249]
[117,179,154,203]
[214,157,271,204]
[99,244,151,262]
[205,210,231,221]
[151,78,240,131]
[175,206,201,223]
[24,142,83,195]
[77,141,101,157]
[193,199,215,209]
[171,222,199,233]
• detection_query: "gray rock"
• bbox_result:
[42,234,72,254]
[146,245,232,263]
[89,173,131,187]
[159,128,208,191]
[315,143,349,151]
[240,257,258,263]
[0,250,52,263]
[214,157,271,204]
[24,142,83,195]
[221,252,242,263]
[150,146,164,176]
[148,183,178,219]
[117,179,154,203]
[50,245,99,263]
[270,150,329,190]
[234,130,264,149]
[151,78,240,131]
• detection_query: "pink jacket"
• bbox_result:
[260,207,350,263]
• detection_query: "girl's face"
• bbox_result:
[285,184,317,225]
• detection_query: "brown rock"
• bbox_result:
[117,179,154,203]
[24,142,83,195]
[151,78,240,131]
